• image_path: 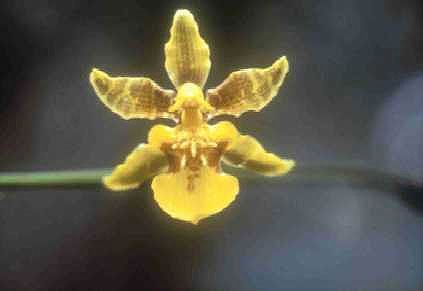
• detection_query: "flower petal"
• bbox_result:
[223,135,295,176]
[152,167,239,224]
[208,121,240,146]
[147,124,176,148]
[207,56,289,118]
[165,9,211,88]
[90,69,176,120]
[103,144,169,191]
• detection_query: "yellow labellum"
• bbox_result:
[89,9,294,224]
[152,167,239,224]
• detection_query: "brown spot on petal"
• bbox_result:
[94,77,110,95]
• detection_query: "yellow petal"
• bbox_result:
[222,135,263,166]
[165,9,211,88]
[208,121,240,146]
[90,68,176,120]
[151,167,239,224]
[103,144,168,191]
[223,135,295,176]
[207,56,289,118]
[244,153,295,176]
[147,124,176,148]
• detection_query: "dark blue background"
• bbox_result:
[1,0,422,290]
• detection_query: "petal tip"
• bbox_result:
[102,176,140,191]
[90,68,111,96]
[273,56,289,73]
[275,159,295,176]
[174,9,194,19]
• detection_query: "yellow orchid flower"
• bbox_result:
[89,9,295,224]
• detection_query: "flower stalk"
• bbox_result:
[0,169,111,188]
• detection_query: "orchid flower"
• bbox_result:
[90,9,294,224]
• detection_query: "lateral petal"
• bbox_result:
[103,144,169,191]
[90,69,176,120]
[207,57,289,118]
[223,135,295,176]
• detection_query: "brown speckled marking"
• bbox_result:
[107,78,128,105]
[132,79,175,116]
[207,70,258,115]
[252,70,271,105]
[165,10,210,88]
[162,141,226,192]
[94,77,110,95]
[129,79,153,114]
[152,86,174,112]
[96,75,176,119]
[269,65,283,86]
[129,79,148,99]
[207,62,286,117]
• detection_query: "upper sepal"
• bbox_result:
[165,9,211,88]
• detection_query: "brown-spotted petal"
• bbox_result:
[90,68,176,120]
[165,9,211,88]
[207,56,289,118]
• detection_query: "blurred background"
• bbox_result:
[0,0,422,290]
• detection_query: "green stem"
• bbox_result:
[0,169,111,188]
